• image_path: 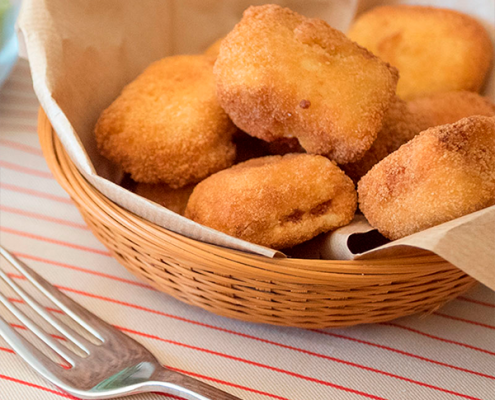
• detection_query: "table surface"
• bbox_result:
[0,59,494,400]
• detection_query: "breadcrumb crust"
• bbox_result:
[186,154,357,249]
[95,55,237,188]
[214,4,398,164]
[358,116,495,240]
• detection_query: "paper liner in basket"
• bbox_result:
[17,0,495,289]
[294,208,495,292]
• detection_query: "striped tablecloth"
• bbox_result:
[1,58,494,400]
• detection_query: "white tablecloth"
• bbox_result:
[0,59,494,400]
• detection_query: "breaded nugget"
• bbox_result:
[409,91,495,129]
[348,5,493,100]
[343,97,423,182]
[358,116,495,240]
[95,55,236,188]
[185,154,357,249]
[214,4,398,164]
[134,183,194,216]
[344,92,495,182]
[204,37,224,57]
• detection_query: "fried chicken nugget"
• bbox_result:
[348,5,493,100]
[95,55,236,188]
[409,91,495,130]
[214,4,398,164]
[344,92,495,182]
[134,183,195,216]
[358,116,495,240]
[185,154,357,249]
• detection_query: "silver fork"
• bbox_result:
[0,246,241,400]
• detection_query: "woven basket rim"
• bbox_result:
[37,109,456,279]
[37,108,480,328]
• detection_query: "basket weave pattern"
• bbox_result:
[38,110,477,328]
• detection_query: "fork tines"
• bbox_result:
[0,246,102,367]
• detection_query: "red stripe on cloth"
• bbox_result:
[0,139,44,156]
[10,323,67,342]
[120,326,487,400]
[13,253,151,289]
[0,347,252,400]
[117,328,388,400]
[166,366,292,400]
[0,227,112,257]
[382,323,495,356]
[0,370,182,399]
[135,328,385,398]
[458,297,495,308]
[434,312,495,330]
[0,183,73,204]
[314,330,495,380]
[40,284,480,399]
[0,374,75,399]
[0,206,88,230]
[10,253,492,382]
[0,160,53,179]
[6,278,485,399]
[12,281,384,398]
[8,297,61,315]
[0,346,15,354]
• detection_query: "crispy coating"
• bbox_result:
[342,97,423,182]
[358,116,495,240]
[344,92,495,182]
[185,154,357,249]
[409,91,495,129]
[95,55,237,188]
[348,5,493,100]
[214,4,398,164]
[134,183,194,216]
[204,37,224,58]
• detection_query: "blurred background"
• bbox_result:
[0,0,21,88]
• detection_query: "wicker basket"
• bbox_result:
[38,110,477,328]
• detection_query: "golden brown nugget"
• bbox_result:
[348,5,493,100]
[344,92,495,182]
[185,154,357,249]
[409,91,495,129]
[358,116,495,240]
[214,4,398,164]
[95,55,236,188]
[134,183,195,216]
[343,97,423,182]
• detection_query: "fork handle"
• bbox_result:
[147,366,242,400]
